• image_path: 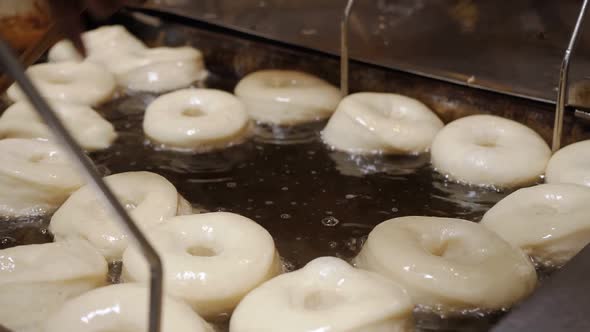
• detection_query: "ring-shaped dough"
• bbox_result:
[49,25,206,92]
[113,47,207,92]
[229,256,414,332]
[322,92,443,154]
[430,114,551,187]
[49,171,193,261]
[7,62,116,106]
[143,89,250,151]
[545,140,590,187]
[48,25,147,63]
[43,283,212,332]
[355,216,537,312]
[0,138,84,217]
[234,70,341,125]
[481,183,590,267]
[122,212,281,319]
[0,240,107,331]
[0,101,117,151]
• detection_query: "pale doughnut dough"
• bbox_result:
[545,140,590,187]
[234,70,341,125]
[0,101,116,151]
[481,183,590,266]
[0,138,84,217]
[230,256,414,332]
[122,212,281,319]
[322,92,443,154]
[48,25,147,62]
[43,283,212,332]
[50,171,192,261]
[115,47,207,92]
[0,240,107,332]
[49,26,206,92]
[431,114,551,187]
[355,216,537,312]
[7,62,116,106]
[143,89,250,151]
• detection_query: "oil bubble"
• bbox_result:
[321,216,340,227]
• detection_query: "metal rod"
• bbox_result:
[0,39,163,332]
[340,0,355,97]
[552,0,589,152]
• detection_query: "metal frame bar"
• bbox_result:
[552,0,589,152]
[340,0,355,97]
[0,39,163,332]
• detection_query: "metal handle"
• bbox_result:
[0,39,163,332]
[552,0,589,153]
[340,0,355,97]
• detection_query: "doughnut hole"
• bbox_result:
[423,239,450,257]
[28,150,63,165]
[387,106,409,120]
[46,75,72,85]
[121,192,146,212]
[266,77,300,88]
[122,200,138,211]
[416,231,486,265]
[28,153,48,163]
[473,131,499,148]
[186,245,218,257]
[302,290,346,311]
[419,235,455,258]
[182,106,205,117]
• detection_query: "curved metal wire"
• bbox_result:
[0,39,163,332]
[552,0,589,152]
[340,0,355,97]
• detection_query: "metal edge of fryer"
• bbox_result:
[128,0,590,111]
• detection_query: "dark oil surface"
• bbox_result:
[0,72,520,331]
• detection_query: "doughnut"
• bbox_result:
[545,140,590,187]
[481,183,590,267]
[230,256,414,332]
[0,240,107,331]
[122,212,281,319]
[143,89,250,151]
[42,283,212,332]
[322,92,443,154]
[114,47,207,93]
[48,25,147,63]
[50,171,192,261]
[48,25,206,92]
[430,114,551,187]
[234,70,341,125]
[0,138,84,217]
[0,101,117,151]
[7,62,116,106]
[355,216,537,312]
